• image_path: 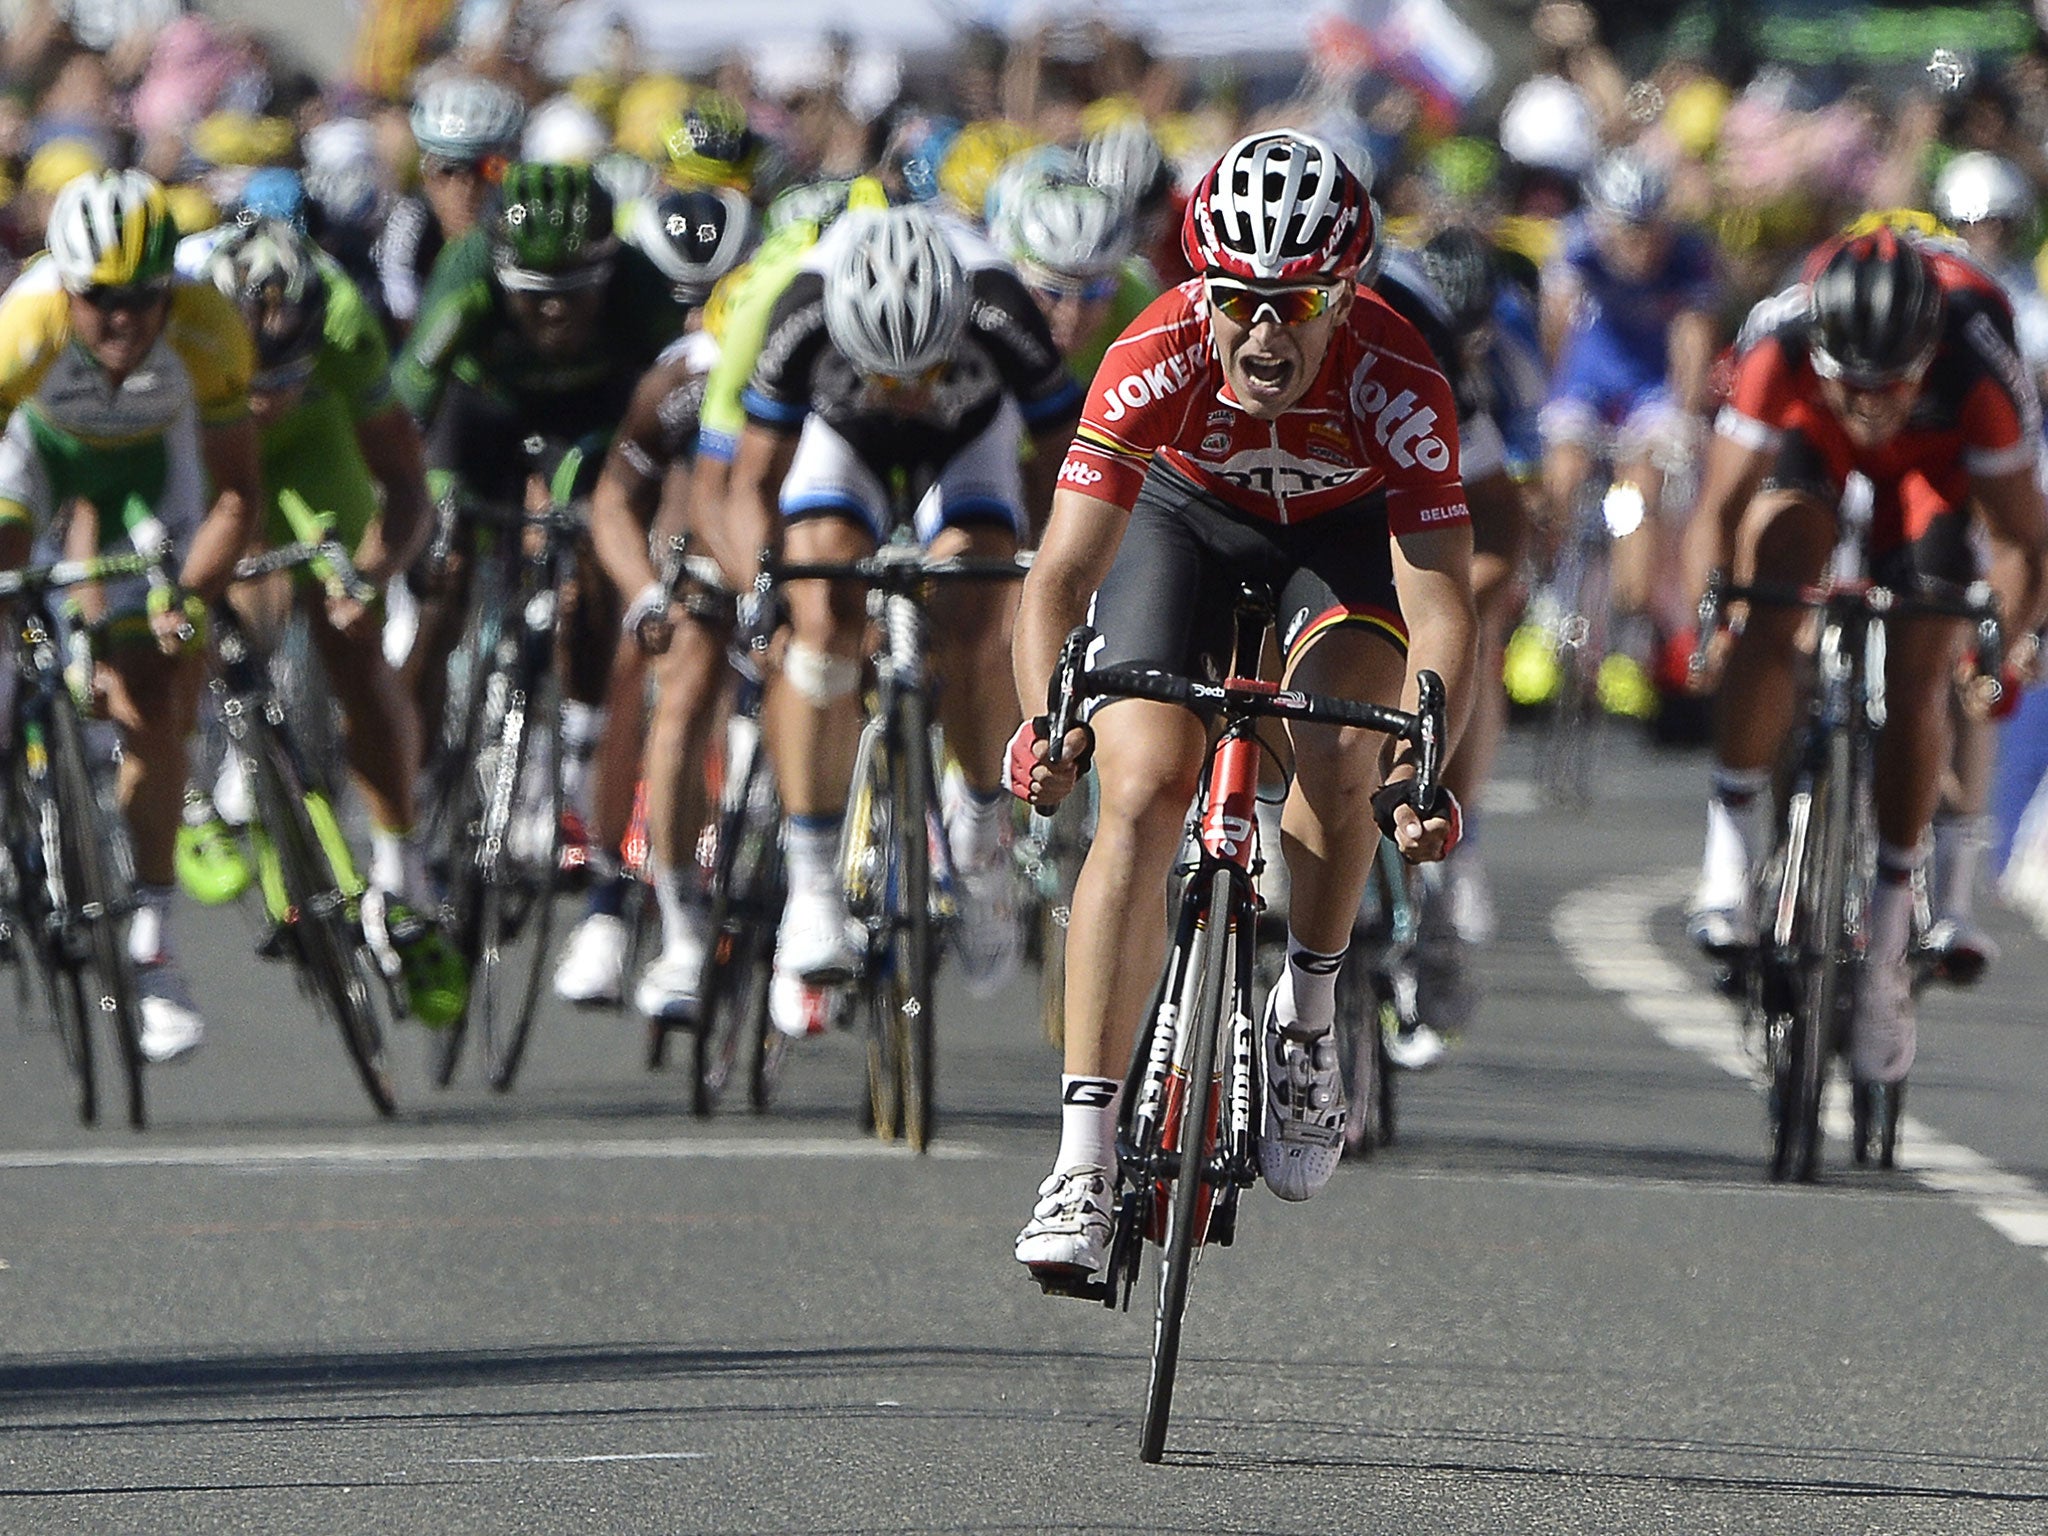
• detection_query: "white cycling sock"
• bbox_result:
[1276,936,1345,1039]
[559,701,604,821]
[369,825,429,904]
[784,815,842,900]
[1055,1075,1122,1175]
[130,884,175,967]
[1931,814,1988,925]
[946,778,1006,870]
[652,858,711,954]
[1697,766,1770,908]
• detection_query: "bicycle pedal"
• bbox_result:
[1028,1265,1114,1303]
[254,922,293,961]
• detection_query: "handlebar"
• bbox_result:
[769,548,1033,589]
[0,549,162,603]
[1692,570,2006,699]
[1041,623,1449,814]
[231,540,378,606]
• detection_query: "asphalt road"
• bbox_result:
[3,730,2047,1534]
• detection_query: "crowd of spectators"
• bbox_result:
[3,0,2048,324]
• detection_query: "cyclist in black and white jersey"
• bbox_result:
[375,76,524,335]
[726,203,1081,1030]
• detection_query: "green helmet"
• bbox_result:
[491,161,618,291]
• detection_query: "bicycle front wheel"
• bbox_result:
[247,729,396,1117]
[471,670,562,1092]
[890,688,937,1153]
[696,729,786,1114]
[1773,735,1851,1183]
[7,742,95,1124]
[1141,866,1234,1464]
[48,694,145,1128]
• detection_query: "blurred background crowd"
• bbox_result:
[6,0,2048,324]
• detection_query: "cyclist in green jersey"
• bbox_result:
[392,162,688,1005]
[0,171,264,1063]
[987,150,1161,387]
[180,217,469,1025]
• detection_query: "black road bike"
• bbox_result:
[1035,588,1447,1463]
[1697,573,2001,1179]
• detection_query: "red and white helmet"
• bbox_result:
[1181,131,1372,282]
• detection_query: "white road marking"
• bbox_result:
[446,1452,710,1466]
[1554,869,2048,1263]
[0,1135,989,1172]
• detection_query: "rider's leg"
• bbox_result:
[1688,488,1836,942]
[765,513,874,982]
[1930,694,1999,974]
[1276,624,1410,1035]
[1857,611,1965,1082]
[305,587,425,896]
[633,613,730,1015]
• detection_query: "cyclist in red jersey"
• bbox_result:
[1683,227,2048,1088]
[1008,131,1477,1285]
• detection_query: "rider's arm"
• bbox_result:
[1972,465,2048,637]
[1539,262,1581,366]
[1014,486,1131,714]
[352,404,434,583]
[185,415,263,601]
[1679,331,1795,600]
[726,422,799,579]
[391,232,492,425]
[1668,308,1717,418]
[1389,523,1479,767]
[589,360,681,601]
[972,265,1085,536]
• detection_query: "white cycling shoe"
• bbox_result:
[768,970,838,1039]
[1015,1164,1115,1280]
[1256,997,1345,1202]
[775,886,862,986]
[1924,917,1998,986]
[137,957,206,1064]
[552,912,627,1005]
[634,945,705,1022]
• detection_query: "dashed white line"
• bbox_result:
[446,1452,710,1466]
[1554,868,2048,1264]
[0,1135,989,1172]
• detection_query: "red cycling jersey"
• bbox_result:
[1718,244,2039,549]
[1059,279,1470,534]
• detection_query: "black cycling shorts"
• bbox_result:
[1087,462,1406,685]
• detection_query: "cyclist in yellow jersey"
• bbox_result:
[0,170,263,1063]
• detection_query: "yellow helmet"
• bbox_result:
[1842,207,1956,240]
[662,88,761,192]
[45,170,178,292]
[615,74,690,162]
[24,138,106,197]
[938,120,1038,221]
[163,184,221,237]
[190,112,296,168]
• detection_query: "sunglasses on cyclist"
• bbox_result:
[1809,340,1935,395]
[423,154,504,183]
[1205,278,1339,328]
[1023,266,1118,306]
[81,281,171,314]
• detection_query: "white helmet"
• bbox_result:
[822,206,970,379]
[46,169,177,293]
[1933,151,2036,227]
[1584,148,1669,225]
[520,95,608,167]
[630,186,755,303]
[411,75,525,162]
[1081,117,1170,212]
[1498,75,1596,175]
[994,160,1131,280]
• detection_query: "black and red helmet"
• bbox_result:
[1181,131,1372,283]
[1806,227,1946,387]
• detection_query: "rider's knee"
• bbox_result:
[783,638,862,706]
[1095,740,1202,845]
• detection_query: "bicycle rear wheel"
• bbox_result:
[49,694,145,1128]
[471,669,562,1092]
[247,727,396,1117]
[1141,866,1233,1464]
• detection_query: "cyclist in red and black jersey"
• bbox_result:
[1009,132,1477,1285]
[1683,226,2048,1089]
